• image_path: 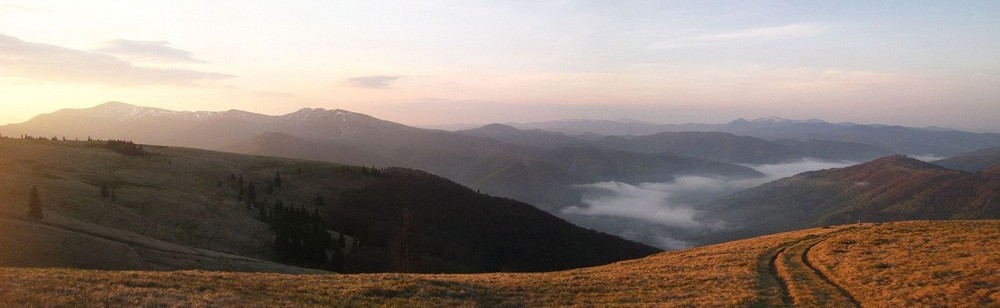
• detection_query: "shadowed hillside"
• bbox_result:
[707,155,1000,241]
[933,146,1000,172]
[0,137,658,273]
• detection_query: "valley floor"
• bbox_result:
[1,220,997,307]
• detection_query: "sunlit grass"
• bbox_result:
[811,220,1000,306]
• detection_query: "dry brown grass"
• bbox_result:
[775,234,858,306]
[1,221,995,306]
[0,227,834,307]
[811,220,1000,307]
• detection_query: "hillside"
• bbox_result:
[1,221,996,306]
[933,146,1000,172]
[513,117,1000,157]
[600,131,806,164]
[0,137,658,273]
[455,123,589,149]
[707,155,1000,240]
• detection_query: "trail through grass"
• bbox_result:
[773,228,860,307]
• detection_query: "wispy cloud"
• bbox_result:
[695,23,826,41]
[652,23,828,49]
[0,33,233,86]
[342,75,404,89]
[93,39,206,63]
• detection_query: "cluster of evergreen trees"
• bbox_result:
[265,200,345,271]
[99,182,118,201]
[106,140,146,156]
[10,134,82,141]
[231,171,347,271]
[235,172,284,204]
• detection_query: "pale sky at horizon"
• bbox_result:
[2,1,999,131]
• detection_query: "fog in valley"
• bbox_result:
[564,159,855,249]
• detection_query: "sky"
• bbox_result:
[1,1,999,131]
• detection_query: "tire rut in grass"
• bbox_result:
[751,242,795,307]
[772,229,860,307]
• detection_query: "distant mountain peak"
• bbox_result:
[287,107,366,117]
[750,117,829,125]
[479,123,519,131]
[751,116,791,123]
[94,101,135,108]
[617,118,652,124]
[81,101,195,120]
[295,107,328,113]
[285,107,328,118]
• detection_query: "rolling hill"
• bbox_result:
[1,221,996,306]
[707,155,1000,240]
[0,137,659,273]
[933,146,1000,172]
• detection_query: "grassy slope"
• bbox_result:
[810,221,1000,306]
[1,221,995,306]
[0,139,317,273]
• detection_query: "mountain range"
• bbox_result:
[512,117,1000,157]
[5,102,1000,249]
[0,103,771,210]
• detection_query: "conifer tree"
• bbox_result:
[236,175,244,201]
[246,181,257,203]
[100,182,111,199]
[273,172,283,188]
[28,186,42,219]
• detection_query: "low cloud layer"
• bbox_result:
[563,181,707,230]
[342,75,404,89]
[563,159,855,248]
[0,33,232,86]
[93,39,206,63]
[910,155,946,162]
